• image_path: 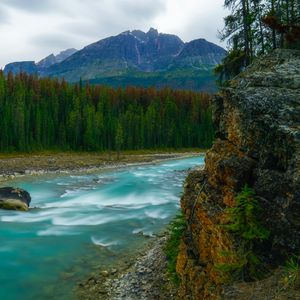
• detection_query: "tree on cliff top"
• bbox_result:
[216,0,300,83]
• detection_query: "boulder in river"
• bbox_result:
[0,187,31,211]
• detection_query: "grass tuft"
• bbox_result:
[282,255,300,288]
[164,213,186,285]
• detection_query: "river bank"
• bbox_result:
[0,155,205,300]
[0,150,203,183]
[76,232,178,300]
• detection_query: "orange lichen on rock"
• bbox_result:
[176,50,300,299]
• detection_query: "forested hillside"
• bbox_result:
[0,71,214,152]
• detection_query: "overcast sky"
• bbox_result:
[0,0,228,68]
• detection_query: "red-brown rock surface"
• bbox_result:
[177,49,300,299]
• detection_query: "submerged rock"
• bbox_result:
[0,187,31,211]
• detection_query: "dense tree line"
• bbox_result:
[0,71,214,152]
[216,0,300,82]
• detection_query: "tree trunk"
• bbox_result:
[272,0,277,49]
[242,0,250,65]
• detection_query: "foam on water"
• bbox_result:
[91,236,119,247]
[0,155,205,300]
[1,208,71,223]
[51,214,125,226]
[37,226,81,236]
[144,208,170,219]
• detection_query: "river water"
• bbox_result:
[0,156,204,300]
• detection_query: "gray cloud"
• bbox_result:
[0,0,227,68]
[1,0,56,13]
[118,0,166,20]
[0,6,10,24]
[63,19,124,41]
[180,12,225,44]
[31,33,75,50]
[61,0,167,44]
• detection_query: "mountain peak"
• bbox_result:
[131,30,147,41]
[37,54,57,68]
[4,29,226,91]
[56,48,77,61]
[147,28,158,37]
[120,30,131,35]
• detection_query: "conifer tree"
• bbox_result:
[0,72,214,152]
[217,0,300,83]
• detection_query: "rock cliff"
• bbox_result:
[177,49,300,299]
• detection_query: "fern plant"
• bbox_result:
[224,185,269,242]
[216,185,270,281]
[164,213,186,285]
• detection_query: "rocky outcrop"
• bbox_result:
[177,49,300,299]
[0,187,31,211]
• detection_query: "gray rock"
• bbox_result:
[178,49,300,299]
[0,187,31,211]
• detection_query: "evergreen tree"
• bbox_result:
[0,72,214,153]
[216,0,300,83]
[115,123,124,159]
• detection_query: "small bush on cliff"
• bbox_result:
[216,185,270,281]
[283,255,300,288]
[164,213,186,285]
[224,185,269,242]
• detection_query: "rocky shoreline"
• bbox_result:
[0,152,202,183]
[77,233,178,300]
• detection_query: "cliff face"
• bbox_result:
[177,49,300,299]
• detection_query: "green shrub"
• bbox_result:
[216,185,270,281]
[164,213,186,285]
[283,255,300,287]
[224,185,269,241]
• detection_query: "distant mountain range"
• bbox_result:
[4,48,77,76]
[3,28,226,91]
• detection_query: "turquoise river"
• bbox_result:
[0,155,204,300]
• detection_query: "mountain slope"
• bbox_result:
[4,48,77,75]
[46,28,225,83]
[4,29,226,91]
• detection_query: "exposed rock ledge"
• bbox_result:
[0,187,31,211]
[177,49,300,299]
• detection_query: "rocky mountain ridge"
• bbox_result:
[46,28,225,79]
[177,49,300,299]
[37,48,77,69]
[3,28,226,91]
[4,48,77,75]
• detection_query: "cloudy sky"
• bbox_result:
[0,0,228,68]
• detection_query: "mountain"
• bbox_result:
[4,29,226,91]
[4,61,38,75]
[37,48,78,69]
[4,48,77,75]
